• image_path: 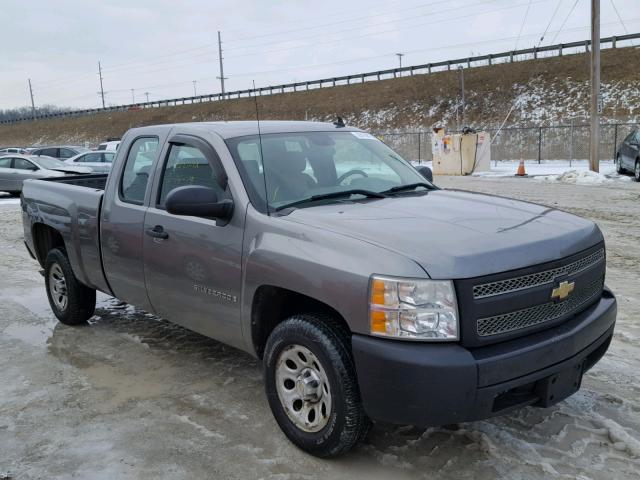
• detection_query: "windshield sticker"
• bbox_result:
[351,132,377,140]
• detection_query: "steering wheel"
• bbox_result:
[337,169,368,185]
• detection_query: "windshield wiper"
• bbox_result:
[381,182,434,195]
[274,189,387,212]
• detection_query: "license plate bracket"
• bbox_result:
[534,362,584,407]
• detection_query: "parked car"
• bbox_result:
[0,147,28,155]
[65,150,115,173]
[31,145,91,160]
[615,128,640,181]
[0,154,91,195]
[97,140,120,151]
[21,121,616,457]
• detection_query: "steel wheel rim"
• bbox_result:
[275,344,332,433]
[49,263,68,311]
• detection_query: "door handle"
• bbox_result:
[146,225,169,240]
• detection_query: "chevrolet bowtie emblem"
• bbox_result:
[551,280,575,301]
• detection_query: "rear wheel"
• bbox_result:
[45,248,96,325]
[264,313,371,457]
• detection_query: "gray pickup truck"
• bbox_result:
[21,121,616,457]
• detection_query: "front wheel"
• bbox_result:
[264,313,371,457]
[45,248,96,325]
[615,155,624,174]
[635,161,640,182]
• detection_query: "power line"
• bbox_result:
[27,0,505,90]
[32,0,523,94]
[515,0,533,50]
[224,0,446,43]
[226,0,548,61]
[537,0,564,47]
[550,0,581,45]
[36,18,638,107]
[610,0,634,45]
[224,0,504,53]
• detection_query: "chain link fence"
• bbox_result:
[375,123,639,163]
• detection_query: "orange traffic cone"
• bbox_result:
[515,159,527,177]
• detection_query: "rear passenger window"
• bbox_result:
[59,148,74,159]
[39,148,57,157]
[158,144,225,208]
[120,137,158,204]
[0,158,11,168]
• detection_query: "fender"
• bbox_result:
[240,205,427,355]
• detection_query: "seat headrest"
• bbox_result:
[263,143,306,173]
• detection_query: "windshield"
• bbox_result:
[226,131,429,212]
[31,156,70,169]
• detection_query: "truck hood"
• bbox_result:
[281,189,603,279]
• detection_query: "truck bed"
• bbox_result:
[42,173,108,190]
[21,176,111,295]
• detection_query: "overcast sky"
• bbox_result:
[0,0,637,110]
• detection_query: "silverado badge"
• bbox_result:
[551,280,575,301]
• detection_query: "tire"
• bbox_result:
[44,248,96,325]
[615,155,624,174]
[264,313,371,457]
[635,160,640,182]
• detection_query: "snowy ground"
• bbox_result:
[1,177,639,479]
[0,193,20,206]
[473,160,634,183]
[413,160,636,185]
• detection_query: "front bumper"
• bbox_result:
[352,288,616,426]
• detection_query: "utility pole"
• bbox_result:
[589,0,600,172]
[144,92,150,103]
[193,80,197,96]
[458,66,466,128]
[131,89,135,104]
[98,61,106,108]
[217,31,227,97]
[396,53,404,69]
[28,79,36,119]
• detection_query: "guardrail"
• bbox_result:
[2,32,639,126]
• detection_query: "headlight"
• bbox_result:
[369,275,459,341]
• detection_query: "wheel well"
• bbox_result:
[251,285,351,359]
[32,223,65,266]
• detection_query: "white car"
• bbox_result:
[97,141,120,151]
[0,155,91,195]
[65,150,115,173]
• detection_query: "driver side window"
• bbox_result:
[157,144,227,209]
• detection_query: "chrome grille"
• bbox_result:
[473,249,604,299]
[477,278,603,337]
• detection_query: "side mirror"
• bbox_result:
[165,185,233,220]
[414,165,433,182]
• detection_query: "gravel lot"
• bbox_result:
[1,176,639,480]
